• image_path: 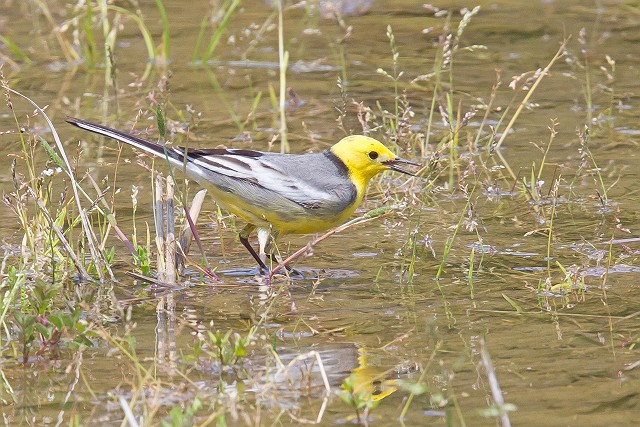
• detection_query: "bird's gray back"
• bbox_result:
[183,149,358,224]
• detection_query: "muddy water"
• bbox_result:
[1,0,640,426]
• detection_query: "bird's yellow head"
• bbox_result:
[330,135,417,185]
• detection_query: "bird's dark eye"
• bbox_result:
[368,151,379,160]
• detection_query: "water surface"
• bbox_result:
[1,0,639,425]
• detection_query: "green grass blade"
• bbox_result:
[154,0,170,61]
[108,5,156,61]
[0,35,31,64]
[202,0,241,62]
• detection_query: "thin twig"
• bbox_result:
[269,210,393,278]
[494,38,568,151]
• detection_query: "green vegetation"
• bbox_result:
[0,1,637,426]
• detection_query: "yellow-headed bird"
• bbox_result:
[67,117,418,272]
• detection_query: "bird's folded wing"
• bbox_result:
[184,148,344,209]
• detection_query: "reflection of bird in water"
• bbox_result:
[277,342,411,402]
[349,347,400,401]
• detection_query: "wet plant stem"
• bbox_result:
[34,0,78,62]
[546,178,559,277]
[154,0,170,62]
[436,195,473,281]
[480,338,512,427]
[585,145,608,201]
[538,119,558,182]
[602,239,615,358]
[387,25,400,137]
[399,343,440,420]
[468,247,475,302]
[199,0,240,62]
[277,0,289,153]
[494,38,568,151]
[435,188,476,326]
[401,227,419,287]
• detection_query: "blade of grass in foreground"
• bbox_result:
[3,84,113,282]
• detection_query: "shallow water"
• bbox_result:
[1,0,640,426]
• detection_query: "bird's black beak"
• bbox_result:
[383,157,420,176]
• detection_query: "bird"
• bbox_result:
[66,117,418,273]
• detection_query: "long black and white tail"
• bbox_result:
[66,117,184,166]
